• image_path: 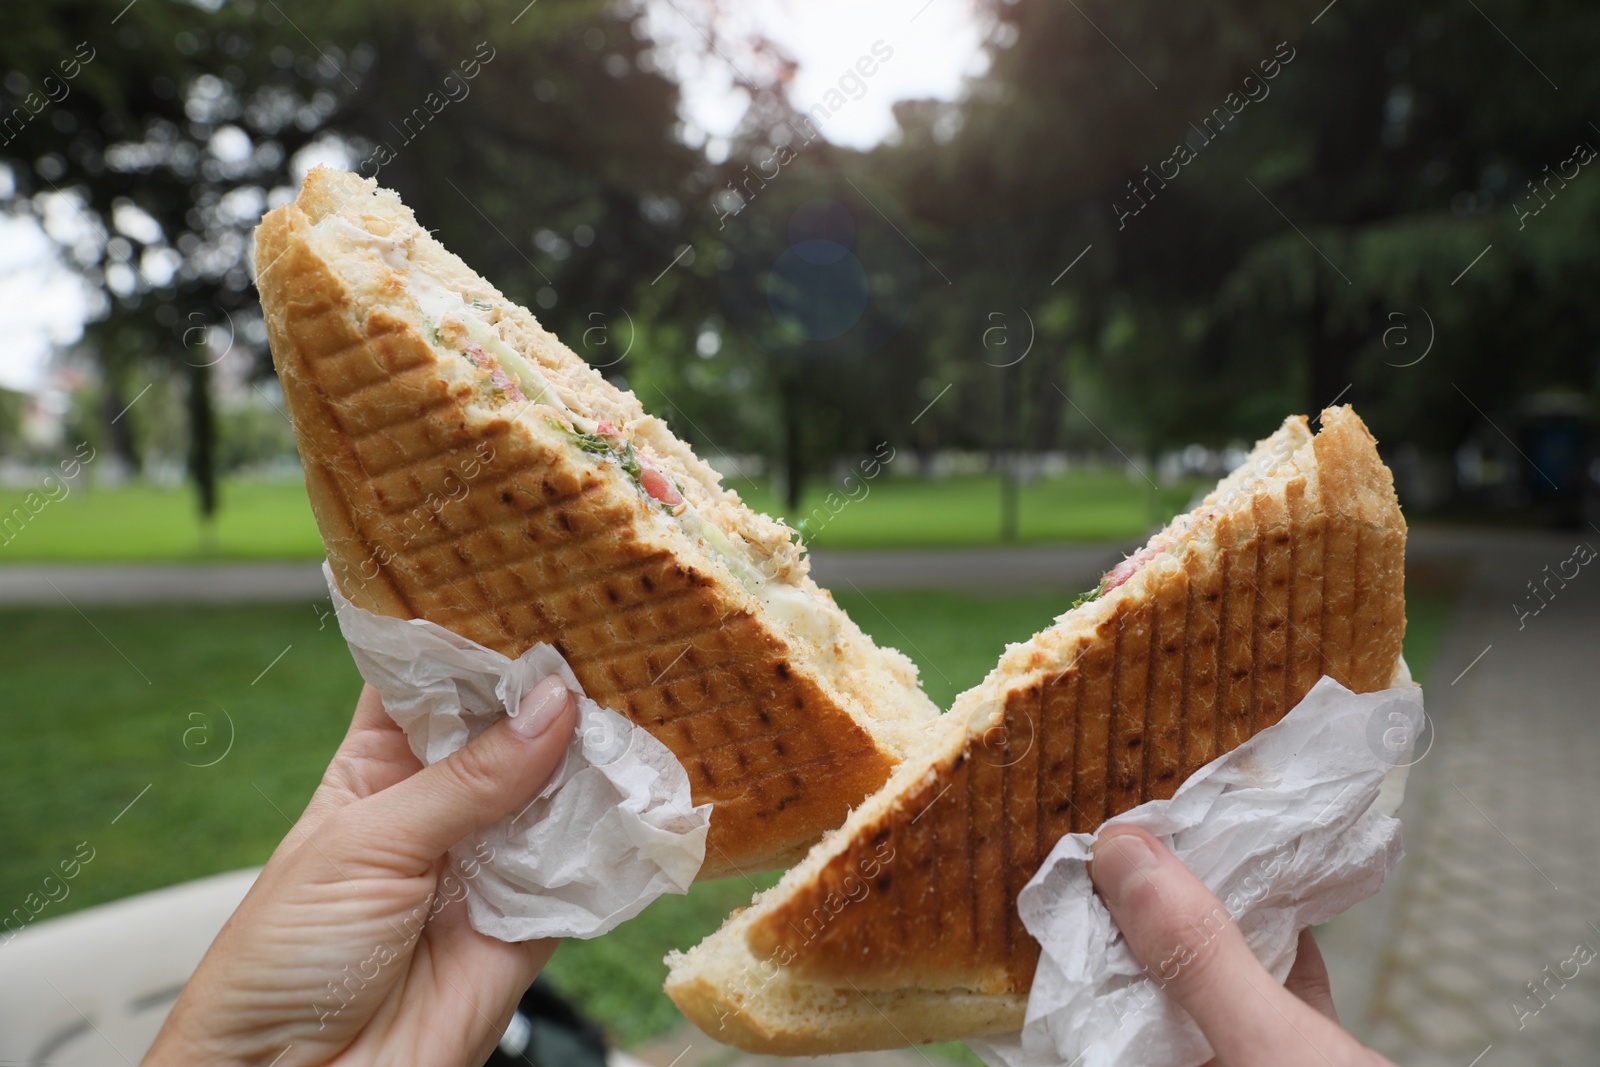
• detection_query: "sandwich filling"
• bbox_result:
[1071,434,1307,611]
[435,300,842,659]
[317,216,844,662]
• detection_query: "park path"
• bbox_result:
[0,543,1126,603]
[1341,526,1600,1066]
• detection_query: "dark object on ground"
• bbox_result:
[484,977,609,1067]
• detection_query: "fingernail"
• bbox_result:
[1090,830,1162,909]
[511,676,569,740]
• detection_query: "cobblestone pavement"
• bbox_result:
[1347,527,1600,1066]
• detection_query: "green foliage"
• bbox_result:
[6,0,1598,519]
[0,0,707,505]
[841,0,1600,485]
[215,392,300,473]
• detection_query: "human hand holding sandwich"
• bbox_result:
[1090,826,1398,1067]
[141,679,578,1067]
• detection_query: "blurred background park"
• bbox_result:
[0,1,1597,1065]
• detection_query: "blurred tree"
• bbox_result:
[707,161,924,509]
[0,0,711,524]
[867,0,1600,502]
[325,0,711,383]
[0,388,26,456]
[0,0,360,526]
[873,0,1308,453]
[3,0,1596,522]
[1201,0,1600,454]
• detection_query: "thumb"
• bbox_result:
[332,675,579,873]
[1088,826,1357,1067]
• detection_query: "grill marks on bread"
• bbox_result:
[743,408,1406,994]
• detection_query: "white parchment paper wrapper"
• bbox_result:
[972,663,1424,1067]
[324,563,711,941]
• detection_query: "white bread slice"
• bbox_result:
[664,406,1406,1050]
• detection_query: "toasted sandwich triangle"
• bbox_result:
[665,405,1406,1051]
[253,168,939,879]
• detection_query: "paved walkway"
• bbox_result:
[1345,525,1600,1066]
[0,544,1131,604]
[0,526,1522,606]
[0,561,332,605]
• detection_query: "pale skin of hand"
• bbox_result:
[1089,826,1400,1067]
[142,677,579,1067]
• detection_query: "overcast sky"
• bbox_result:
[659,0,987,150]
[0,209,94,393]
[0,0,986,395]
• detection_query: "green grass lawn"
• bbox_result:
[0,469,1207,561]
[738,470,1209,549]
[0,588,1068,1047]
[0,581,1459,1049]
[0,480,322,562]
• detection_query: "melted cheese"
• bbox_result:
[757,581,840,654]
[676,509,837,656]
[318,216,412,271]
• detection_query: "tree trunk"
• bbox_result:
[999,358,1021,542]
[781,374,804,512]
[187,360,218,534]
[100,371,140,473]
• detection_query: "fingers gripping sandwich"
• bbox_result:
[665,406,1407,1050]
[253,169,938,879]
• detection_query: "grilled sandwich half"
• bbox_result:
[253,168,939,879]
[665,405,1407,1048]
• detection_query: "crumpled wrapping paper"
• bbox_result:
[324,563,711,941]
[972,664,1423,1067]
